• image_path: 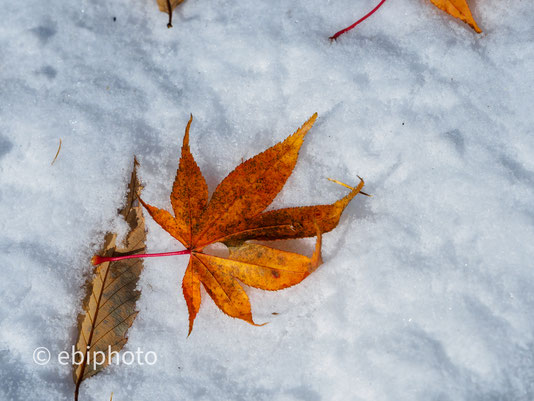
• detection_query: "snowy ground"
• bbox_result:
[1,0,534,400]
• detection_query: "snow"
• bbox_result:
[1,0,534,400]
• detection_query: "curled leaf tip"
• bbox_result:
[183,114,193,148]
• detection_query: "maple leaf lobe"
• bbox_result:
[192,113,318,248]
[182,258,201,336]
[171,115,209,247]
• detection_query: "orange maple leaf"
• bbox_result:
[98,114,366,334]
[429,0,481,33]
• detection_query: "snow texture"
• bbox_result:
[1,0,534,400]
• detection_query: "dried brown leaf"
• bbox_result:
[156,0,185,28]
[73,160,146,401]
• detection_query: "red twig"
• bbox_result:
[92,249,191,265]
[330,0,388,40]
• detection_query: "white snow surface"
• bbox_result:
[1,0,534,400]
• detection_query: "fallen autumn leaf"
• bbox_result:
[94,114,366,335]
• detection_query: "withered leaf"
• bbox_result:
[138,114,366,334]
[156,0,185,28]
[74,160,146,401]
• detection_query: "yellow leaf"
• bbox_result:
[429,0,482,33]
